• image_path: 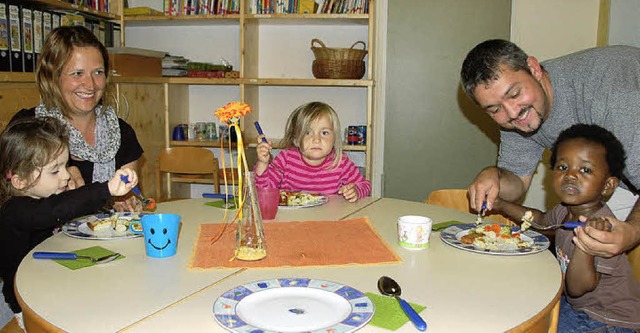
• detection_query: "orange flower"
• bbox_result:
[214,102,252,123]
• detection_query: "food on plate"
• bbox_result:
[87,218,113,231]
[460,223,533,251]
[279,190,320,206]
[87,214,140,232]
[520,211,533,232]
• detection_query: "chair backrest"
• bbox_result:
[628,245,640,284]
[155,147,220,201]
[425,189,517,226]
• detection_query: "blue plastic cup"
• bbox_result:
[172,125,186,141]
[130,214,181,258]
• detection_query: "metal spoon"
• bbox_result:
[377,276,427,331]
[33,252,121,264]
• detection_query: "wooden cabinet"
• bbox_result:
[120,0,375,181]
[109,81,167,195]
[0,74,40,130]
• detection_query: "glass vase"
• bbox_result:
[234,171,267,261]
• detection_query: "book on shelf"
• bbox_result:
[162,68,187,77]
[7,3,20,72]
[21,6,34,72]
[315,0,367,13]
[51,12,60,30]
[123,7,164,16]
[33,9,42,69]
[42,11,51,43]
[0,1,10,71]
[299,0,317,14]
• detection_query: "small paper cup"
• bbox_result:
[397,215,433,250]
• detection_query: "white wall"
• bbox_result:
[609,0,640,47]
[510,0,602,210]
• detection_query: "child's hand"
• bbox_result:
[584,216,612,232]
[256,136,272,163]
[338,183,358,202]
[109,168,138,196]
[255,136,273,176]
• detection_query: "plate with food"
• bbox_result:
[278,190,329,209]
[440,223,549,255]
[62,212,147,240]
[213,278,374,333]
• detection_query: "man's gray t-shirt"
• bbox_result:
[497,45,640,190]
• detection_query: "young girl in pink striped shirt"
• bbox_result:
[254,101,371,202]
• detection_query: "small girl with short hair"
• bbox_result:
[0,117,137,323]
[254,101,371,202]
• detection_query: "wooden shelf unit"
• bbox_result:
[0,1,375,191]
[118,0,375,180]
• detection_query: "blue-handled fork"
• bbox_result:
[120,175,156,210]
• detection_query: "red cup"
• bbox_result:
[257,188,279,220]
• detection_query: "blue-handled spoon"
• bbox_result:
[378,276,427,331]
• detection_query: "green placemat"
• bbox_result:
[366,292,426,331]
[53,246,124,270]
[205,200,237,210]
[432,220,465,232]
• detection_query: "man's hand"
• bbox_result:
[469,167,531,213]
[468,167,501,212]
[573,216,640,258]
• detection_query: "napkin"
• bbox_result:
[204,200,237,210]
[366,292,426,331]
[432,220,465,232]
[52,246,124,270]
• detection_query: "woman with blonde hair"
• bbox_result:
[11,26,143,211]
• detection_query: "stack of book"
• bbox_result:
[163,0,240,16]
[316,0,368,13]
[163,55,188,77]
[186,61,233,78]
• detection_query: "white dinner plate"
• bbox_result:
[440,223,550,255]
[62,212,146,240]
[279,195,329,210]
[213,278,374,333]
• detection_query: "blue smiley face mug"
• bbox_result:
[130,214,181,258]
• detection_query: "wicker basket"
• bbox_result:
[310,38,367,79]
[312,59,365,79]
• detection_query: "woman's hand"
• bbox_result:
[66,166,85,190]
[112,194,143,212]
[339,183,358,202]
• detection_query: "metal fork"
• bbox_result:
[120,175,156,210]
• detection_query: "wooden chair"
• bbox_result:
[628,245,640,284]
[155,147,220,201]
[425,189,517,226]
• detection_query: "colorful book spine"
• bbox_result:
[42,11,51,42]
[21,6,33,72]
[7,4,20,71]
[33,9,42,69]
[0,2,9,71]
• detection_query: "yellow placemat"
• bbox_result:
[189,217,402,269]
